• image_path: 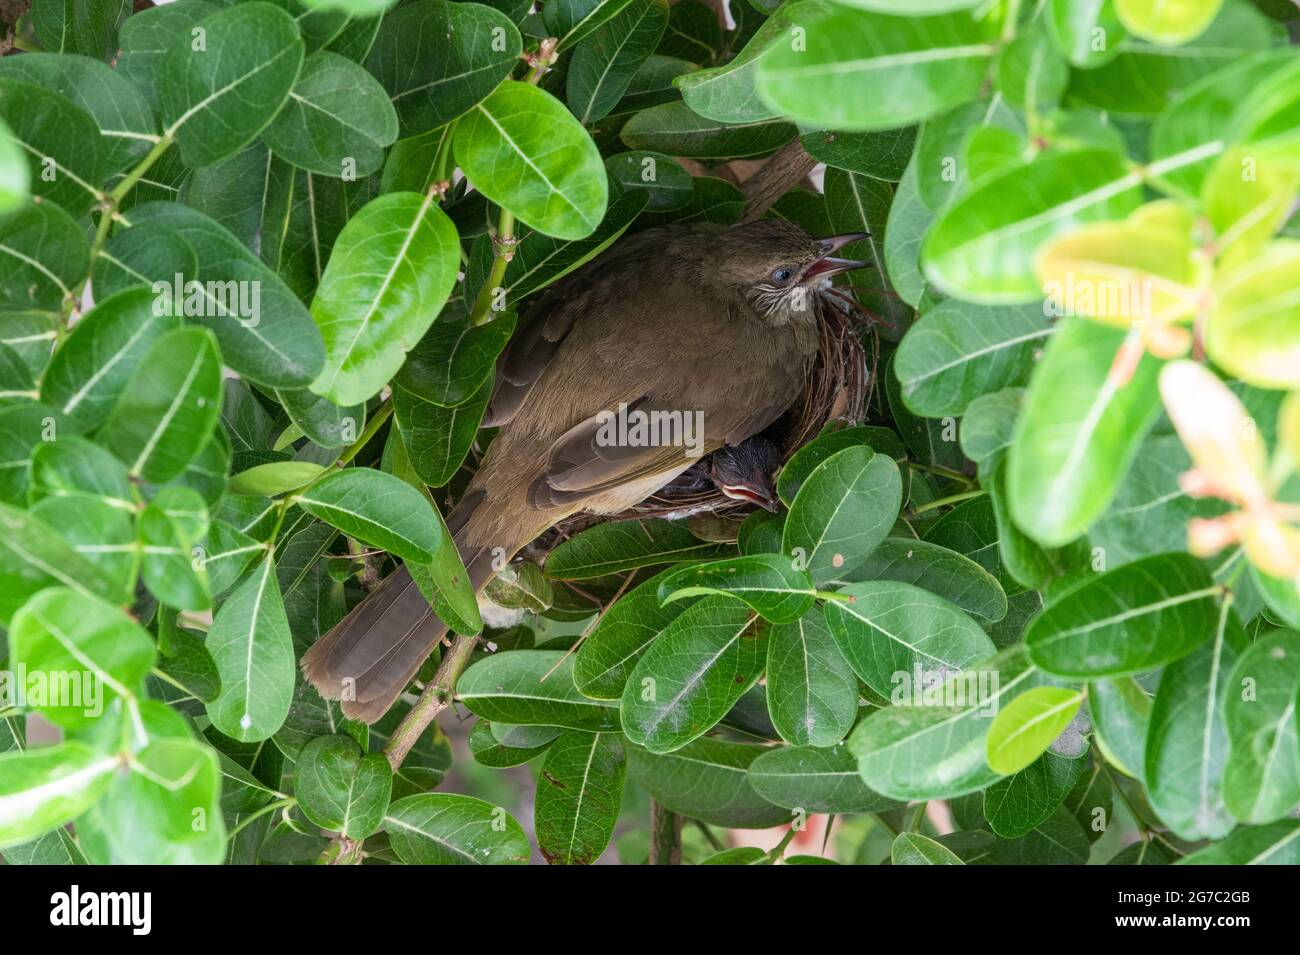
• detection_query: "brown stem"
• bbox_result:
[649,801,683,865]
[739,139,818,223]
[382,633,478,770]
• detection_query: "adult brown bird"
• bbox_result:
[303,219,868,721]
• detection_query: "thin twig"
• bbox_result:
[540,571,634,682]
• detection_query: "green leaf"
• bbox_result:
[392,312,516,409]
[28,497,134,600]
[155,628,221,703]
[296,734,393,838]
[986,686,1084,775]
[1025,553,1220,678]
[0,201,87,316]
[892,832,964,865]
[0,53,155,177]
[1008,318,1162,547]
[117,2,218,113]
[626,737,790,828]
[1067,1,1275,116]
[468,720,554,767]
[0,742,117,849]
[748,742,899,813]
[544,0,640,48]
[1149,50,1297,199]
[984,751,1086,837]
[1091,433,1223,566]
[309,191,460,405]
[0,403,65,504]
[78,736,225,864]
[884,355,965,469]
[895,301,1052,417]
[985,453,1089,592]
[997,18,1068,113]
[0,79,104,218]
[299,0,398,17]
[568,0,669,125]
[676,0,824,124]
[801,125,917,182]
[1209,241,1300,390]
[534,731,626,865]
[39,287,183,432]
[1144,603,1244,840]
[1088,676,1151,777]
[913,94,1022,211]
[546,518,731,580]
[775,427,899,505]
[1115,0,1224,45]
[621,595,764,753]
[840,537,1008,623]
[262,51,398,177]
[923,149,1143,302]
[1253,566,1300,631]
[849,646,1045,799]
[97,325,222,483]
[0,340,34,405]
[31,0,131,59]
[1178,820,1300,865]
[756,6,998,131]
[988,806,1090,864]
[366,0,521,135]
[619,100,796,159]
[465,183,648,306]
[105,202,326,388]
[296,468,445,563]
[384,793,529,864]
[455,82,608,240]
[573,570,695,700]
[392,374,489,487]
[140,485,211,611]
[656,553,815,624]
[1047,0,1126,67]
[0,503,124,624]
[28,435,131,506]
[205,558,296,742]
[604,151,692,212]
[9,587,156,727]
[765,605,858,747]
[782,446,901,584]
[230,461,327,497]
[483,561,553,613]
[884,154,934,307]
[1222,630,1300,825]
[160,2,305,167]
[824,581,995,697]
[276,387,366,450]
[459,650,620,730]
[700,846,767,864]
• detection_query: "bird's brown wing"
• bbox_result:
[482,293,577,428]
[482,226,715,429]
[527,395,792,509]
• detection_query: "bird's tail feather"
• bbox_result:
[301,503,502,724]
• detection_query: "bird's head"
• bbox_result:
[713,219,870,322]
[710,435,782,512]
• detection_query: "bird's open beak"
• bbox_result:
[805,232,871,280]
[718,477,780,512]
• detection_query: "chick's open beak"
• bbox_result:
[805,232,871,280]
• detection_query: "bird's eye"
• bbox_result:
[772,267,794,285]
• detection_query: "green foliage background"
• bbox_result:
[1,0,1299,865]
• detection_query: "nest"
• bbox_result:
[551,289,873,535]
